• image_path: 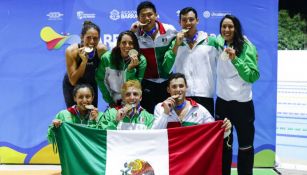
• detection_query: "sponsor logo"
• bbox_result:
[46,12,63,20]
[40,26,80,50]
[109,9,137,20]
[121,159,155,175]
[203,10,231,18]
[77,11,96,20]
[110,9,120,20]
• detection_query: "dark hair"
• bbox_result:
[111,30,140,70]
[137,1,156,16]
[81,21,101,38]
[73,84,95,98]
[167,73,188,87]
[179,7,198,21]
[220,15,244,56]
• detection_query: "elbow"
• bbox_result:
[69,78,77,86]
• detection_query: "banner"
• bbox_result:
[0,0,277,166]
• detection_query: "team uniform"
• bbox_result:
[152,99,214,129]
[95,51,147,105]
[214,35,260,175]
[134,21,177,113]
[163,31,219,116]
[97,105,154,130]
[47,105,103,143]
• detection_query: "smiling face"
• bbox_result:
[167,77,187,102]
[73,87,94,111]
[119,34,134,58]
[179,11,199,36]
[221,18,235,43]
[82,28,99,48]
[122,87,142,106]
[138,8,157,31]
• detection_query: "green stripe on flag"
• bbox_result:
[54,122,107,175]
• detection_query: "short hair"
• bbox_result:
[81,21,100,38]
[121,80,142,97]
[167,73,188,87]
[179,7,198,21]
[137,1,156,16]
[73,84,95,97]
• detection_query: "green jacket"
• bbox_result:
[212,35,259,83]
[47,108,103,143]
[96,107,154,130]
[95,51,147,105]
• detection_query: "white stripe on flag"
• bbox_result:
[106,129,169,175]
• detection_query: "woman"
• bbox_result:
[215,15,260,175]
[63,21,107,107]
[96,30,147,107]
[48,84,103,143]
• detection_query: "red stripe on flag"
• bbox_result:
[168,121,224,175]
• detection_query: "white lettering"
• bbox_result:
[103,34,119,49]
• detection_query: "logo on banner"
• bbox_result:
[77,11,96,20]
[46,12,64,20]
[110,10,120,20]
[120,159,155,175]
[109,9,137,20]
[203,11,231,19]
[40,27,80,50]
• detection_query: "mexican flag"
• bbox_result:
[52,121,224,175]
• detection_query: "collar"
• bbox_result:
[186,98,198,107]
[185,32,198,44]
[67,105,78,115]
[138,20,166,36]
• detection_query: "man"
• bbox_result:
[131,1,177,113]
[163,7,218,116]
[152,73,231,138]
[96,80,154,130]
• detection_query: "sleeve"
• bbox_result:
[207,35,222,50]
[151,103,170,129]
[199,106,215,124]
[142,111,155,129]
[47,111,65,144]
[95,52,115,104]
[125,54,147,81]
[162,39,177,74]
[87,112,104,128]
[98,108,119,130]
[231,41,260,83]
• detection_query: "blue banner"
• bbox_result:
[0,0,277,165]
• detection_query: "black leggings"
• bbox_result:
[140,79,168,113]
[215,97,255,175]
